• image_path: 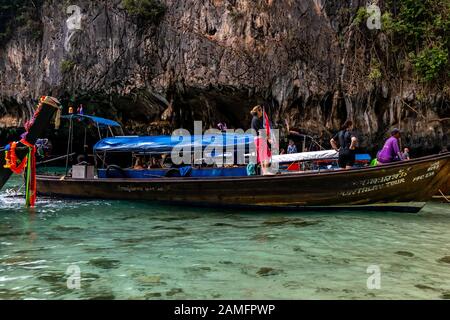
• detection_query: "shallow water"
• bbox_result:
[1,174,450,300]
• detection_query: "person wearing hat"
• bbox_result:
[377,128,404,164]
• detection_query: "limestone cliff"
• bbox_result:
[0,0,449,154]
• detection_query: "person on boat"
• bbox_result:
[402,147,411,160]
[217,122,228,132]
[149,157,163,169]
[330,120,358,169]
[377,128,403,164]
[160,154,172,168]
[77,104,84,115]
[133,157,146,170]
[287,139,297,154]
[250,105,272,175]
[36,139,53,159]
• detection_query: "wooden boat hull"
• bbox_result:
[37,153,450,213]
[438,176,449,195]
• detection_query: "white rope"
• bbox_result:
[438,190,450,203]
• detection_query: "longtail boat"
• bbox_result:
[0,96,61,191]
[36,134,450,213]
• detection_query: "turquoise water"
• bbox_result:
[1,174,450,300]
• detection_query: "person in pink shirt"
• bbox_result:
[377,128,404,164]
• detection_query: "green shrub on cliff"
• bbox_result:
[411,46,449,83]
[122,0,166,24]
[0,0,43,44]
[60,59,76,74]
[354,7,370,25]
[368,62,382,82]
[385,0,449,83]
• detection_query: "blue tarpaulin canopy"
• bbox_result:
[93,134,255,154]
[61,114,121,128]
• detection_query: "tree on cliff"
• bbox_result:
[0,0,43,44]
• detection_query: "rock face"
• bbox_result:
[0,0,448,153]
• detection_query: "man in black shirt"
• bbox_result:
[330,120,358,169]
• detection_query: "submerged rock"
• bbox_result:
[0,288,26,300]
[441,292,450,299]
[395,251,415,257]
[53,225,84,232]
[152,226,186,231]
[38,272,67,284]
[256,267,281,277]
[342,289,354,294]
[262,217,292,226]
[89,258,121,269]
[37,271,81,296]
[166,288,184,297]
[137,275,162,284]
[283,281,302,289]
[84,247,111,253]
[198,267,212,271]
[84,272,101,279]
[0,231,27,237]
[145,292,162,299]
[120,215,139,221]
[184,266,213,277]
[159,216,200,222]
[0,256,30,265]
[415,284,438,291]
[118,238,143,244]
[292,220,321,227]
[46,236,66,241]
[89,294,116,300]
[213,223,236,227]
[212,222,259,229]
[38,271,101,288]
[316,287,332,293]
[438,256,450,264]
[116,232,191,246]
[262,217,320,227]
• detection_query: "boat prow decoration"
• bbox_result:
[0,96,61,205]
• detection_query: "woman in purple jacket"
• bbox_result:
[377,128,404,164]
